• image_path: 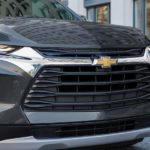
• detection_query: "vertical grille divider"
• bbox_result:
[123,65,126,102]
[135,66,139,100]
[110,121,113,133]
[75,49,77,58]
[109,68,112,106]
[123,121,126,131]
[94,124,96,135]
[55,67,62,110]
[93,67,97,108]
[76,66,80,110]
[76,126,78,137]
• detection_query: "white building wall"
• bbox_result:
[68,0,134,27]
[111,0,133,27]
[68,0,86,16]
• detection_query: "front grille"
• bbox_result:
[24,64,150,111]
[36,48,145,58]
[32,116,150,138]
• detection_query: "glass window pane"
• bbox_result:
[96,4,110,24]
[134,0,145,32]
[146,0,150,38]
[87,7,95,22]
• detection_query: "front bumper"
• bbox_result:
[0,47,150,149]
[0,127,150,150]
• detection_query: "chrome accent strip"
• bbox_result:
[0,47,92,77]
[11,47,44,59]
[2,57,92,77]
[118,47,150,64]
[0,47,149,77]
[0,128,150,150]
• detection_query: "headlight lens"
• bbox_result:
[0,45,42,77]
[0,45,21,54]
[0,45,43,60]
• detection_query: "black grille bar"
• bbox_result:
[34,77,150,86]
[25,94,150,109]
[24,64,150,111]
[36,48,145,58]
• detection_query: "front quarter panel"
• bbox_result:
[0,60,32,124]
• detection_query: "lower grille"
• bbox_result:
[55,120,135,138]
[24,64,150,111]
[32,116,150,138]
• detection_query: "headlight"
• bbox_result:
[0,45,43,59]
[0,45,43,77]
[0,45,21,54]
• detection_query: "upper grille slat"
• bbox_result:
[41,66,148,75]
[24,64,150,111]
[36,48,145,58]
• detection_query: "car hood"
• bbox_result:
[0,17,149,49]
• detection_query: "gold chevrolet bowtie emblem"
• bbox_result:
[94,57,117,68]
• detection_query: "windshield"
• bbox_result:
[0,0,76,20]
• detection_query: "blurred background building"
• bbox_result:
[59,0,68,6]
[60,0,150,38]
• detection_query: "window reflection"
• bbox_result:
[87,4,110,24]
[134,0,145,32]
[96,5,110,24]
[146,0,150,38]
[0,0,74,20]
[87,7,95,22]
[0,0,31,17]
[134,0,150,38]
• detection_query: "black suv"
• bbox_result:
[0,0,150,150]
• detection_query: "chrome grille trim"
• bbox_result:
[0,46,150,77]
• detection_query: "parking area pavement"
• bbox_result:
[129,138,150,150]
[84,138,150,150]
[68,138,150,150]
